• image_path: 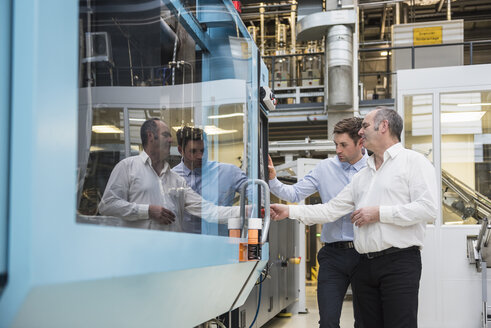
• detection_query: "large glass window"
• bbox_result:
[76,1,258,237]
[403,94,434,162]
[441,91,491,224]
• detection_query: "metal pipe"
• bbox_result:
[380,5,387,40]
[403,2,408,24]
[290,1,296,86]
[242,3,293,10]
[470,41,474,65]
[437,0,445,12]
[447,0,451,20]
[240,10,297,20]
[358,0,405,8]
[127,38,134,86]
[360,8,365,43]
[260,3,265,56]
[395,2,400,25]
[290,1,296,53]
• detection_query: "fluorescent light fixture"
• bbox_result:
[457,102,491,107]
[208,113,245,119]
[380,51,388,56]
[171,125,238,135]
[204,125,238,135]
[92,125,123,134]
[441,111,485,123]
[129,118,146,122]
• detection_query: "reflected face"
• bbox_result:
[333,132,362,165]
[153,121,173,160]
[358,110,379,151]
[181,140,205,169]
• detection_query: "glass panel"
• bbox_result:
[403,94,434,225]
[0,0,11,291]
[403,94,433,162]
[441,91,491,224]
[77,1,258,237]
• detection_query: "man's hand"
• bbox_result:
[270,204,289,221]
[350,206,380,227]
[149,205,176,224]
[268,155,277,180]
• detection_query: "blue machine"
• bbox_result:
[0,0,273,327]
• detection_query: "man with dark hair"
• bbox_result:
[270,107,438,328]
[99,119,238,231]
[172,126,248,235]
[268,117,367,328]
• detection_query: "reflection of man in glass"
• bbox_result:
[99,118,238,231]
[173,126,248,235]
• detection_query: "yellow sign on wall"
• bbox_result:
[413,26,443,46]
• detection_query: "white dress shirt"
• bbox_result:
[269,155,367,243]
[289,143,438,253]
[99,151,239,231]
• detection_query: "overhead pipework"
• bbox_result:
[296,0,357,138]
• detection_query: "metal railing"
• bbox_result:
[262,40,491,101]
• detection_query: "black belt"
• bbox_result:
[324,241,355,249]
[363,246,419,259]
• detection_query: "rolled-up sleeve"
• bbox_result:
[289,182,355,225]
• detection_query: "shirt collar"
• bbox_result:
[140,151,169,174]
[367,142,403,169]
[179,159,193,176]
[384,142,404,160]
[338,153,368,172]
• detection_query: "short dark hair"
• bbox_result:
[333,117,363,144]
[176,126,205,150]
[140,118,161,147]
[373,106,403,141]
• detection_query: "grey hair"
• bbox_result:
[373,106,403,141]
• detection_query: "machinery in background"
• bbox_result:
[235,157,325,328]
[301,42,322,87]
[442,169,491,223]
[466,217,491,328]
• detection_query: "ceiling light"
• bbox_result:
[204,125,238,135]
[171,125,238,135]
[208,113,245,119]
[92,125,123,134]
[380,51,388,56]
[441,111,485,123]
[457,102,491,107]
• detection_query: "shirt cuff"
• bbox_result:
[269,177,280,186]
[138,204,150,220]
[379,206,393,224]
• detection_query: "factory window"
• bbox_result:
[76,1,255,236]
[403,94,435,224]
[440,91,491,225]
[403,94,434,163]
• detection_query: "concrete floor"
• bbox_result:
[262,283,355,328]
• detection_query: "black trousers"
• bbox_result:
[317,245,362,328]
[353,247,422,328]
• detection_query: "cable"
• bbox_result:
[248,277,263,328]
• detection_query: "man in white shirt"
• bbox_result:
[268,117,367,328]
[99,118,238,231]
[270,107,438,328]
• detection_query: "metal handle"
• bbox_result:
[239,179,271,243]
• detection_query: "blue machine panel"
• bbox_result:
[0,0,270,327]
[0,0,11,296]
